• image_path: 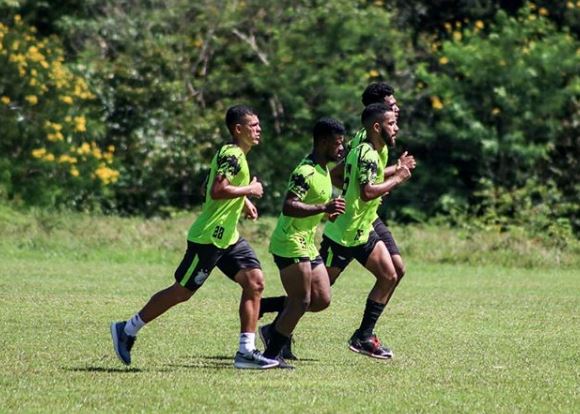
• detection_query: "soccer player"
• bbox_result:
[259,83,415,359]
[110,105,279,369]
[331,82,414,287]
[259,118,346,368]
[320,103,413,359]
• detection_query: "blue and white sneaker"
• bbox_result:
[234,350,279,369]
[110,321,136,365]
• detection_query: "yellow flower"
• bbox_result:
[193,38,203,48]
[453,31,462,42]
[60,96,73,105]
[528,14,537,21]
[70,167,80,177]
[43,153,55,162]
[538,7,548,16]
[567,2,575,9]
[1,96,10,105]
[107,145,115,152]
[25,95,38,105]
[74,116,87,132]
[32,148,47,158]
[475,20,484,30]
[14,15,21,24]
[431,96,444,110]
[92,148,102,159]
[444,22,452,32]
[368,69,380,78]
[499,59,507,66]
[95,165,120,185]
[78,142,91,155]
[491,107,501,116]
[439,56,449,65]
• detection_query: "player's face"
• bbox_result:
[384,95,400,120]
[238,114,262,147]
[379,111,398,147]
[326,134,345,162]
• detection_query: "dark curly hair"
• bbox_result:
[313,117,346,144]
[361,82,395,106]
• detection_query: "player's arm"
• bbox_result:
[283,192,345,218]
[360,167,411,202]
[330,160,345,188]
[243,196,259,220]
[210,175,263,200]
[384,151,416,178]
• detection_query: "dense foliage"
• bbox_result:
[0,0,578,238]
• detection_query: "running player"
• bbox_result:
[259,118,346,368]
[321,103,413,359]
[110,105,279,369]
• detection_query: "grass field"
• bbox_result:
[0,208,578,412]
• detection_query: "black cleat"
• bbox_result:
[260,324,299,360]
[348,331,393,360]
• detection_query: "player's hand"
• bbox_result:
[243,198,259,220]
[248,176,263,198]
[396,165,412,183]
[325,197,346,216]
[397,151,416,171]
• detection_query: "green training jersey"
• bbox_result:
[188,144,249,248]
[343,128,388,221]
[269,154,332,259]
[324,140,387,246]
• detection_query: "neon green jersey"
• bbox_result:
[269,154,332,259]
[324,140,387,246]
[188,144,249,248]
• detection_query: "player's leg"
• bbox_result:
[348,237,397,359]
[262,260,312,368]
[320,235,352,286]
[373,218,406,306]
[218,238,279,369]
[110,241,217,365]
[308,257,331,313]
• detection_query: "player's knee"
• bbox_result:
[310,295,331,312]
[171,285,194,303]
[238,268,264,294]
[382,271,398,284]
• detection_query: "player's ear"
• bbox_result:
[373,121,381,133]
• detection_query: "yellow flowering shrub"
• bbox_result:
[0,16,119,207]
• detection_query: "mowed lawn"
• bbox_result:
[1,239,578,413]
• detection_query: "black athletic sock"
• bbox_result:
[357,299,386,340]
[259,296,287,319]
[263,325,290,359]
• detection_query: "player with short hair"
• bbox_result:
[259,118,346,368]
[259,83,415,359]
[320,103,413,359]
[110,104,279,369]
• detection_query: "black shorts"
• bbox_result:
[320,231,381,271]
[174,238,261,291]
[372,217,400,256]
[272,254,323,271]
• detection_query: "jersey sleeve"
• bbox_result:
[287,165,314,201]
[216,146,243,182]
[357,145,379,186]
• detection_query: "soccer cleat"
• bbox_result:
[110,321,136,365]
[234,349,280,369]
[276,356,295,370]
[281,337,298,360]
[259,324,298,360]
[348,331,394,360]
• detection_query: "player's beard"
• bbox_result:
[380,126,393,147]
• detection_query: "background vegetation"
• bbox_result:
[0,1,578,247]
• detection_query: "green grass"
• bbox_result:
[0,207,578,412]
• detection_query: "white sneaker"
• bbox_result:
[233,350,279,369]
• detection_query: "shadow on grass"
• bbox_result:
[63,366,144,373]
